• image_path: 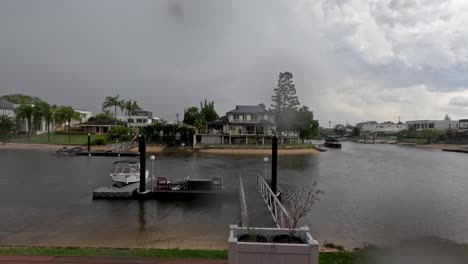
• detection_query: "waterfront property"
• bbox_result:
[127,110,153,133]
[362,121,406,135]
[406,120,459,131]
[199,104,300,145]
[78,119,121,134]
[0,99,15,117]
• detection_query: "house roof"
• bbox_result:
[207,116,228,125]
[0,99,14,110]
[227,105,268,114]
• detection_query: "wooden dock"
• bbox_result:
[77,152,139,157]
[92,180,225,200]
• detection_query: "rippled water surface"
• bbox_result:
[1,143,467,248]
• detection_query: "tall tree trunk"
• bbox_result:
[47,122,50,142]
[114,105,117,126]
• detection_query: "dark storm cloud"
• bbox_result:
[1,0,468,124]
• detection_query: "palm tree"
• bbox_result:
[15,104,34,141]
[55,106,80,144]
[0,115,16,143]
[102,94,124,126]
[124,100,141,126]
[35,102,55,142]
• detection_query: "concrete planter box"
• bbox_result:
[228,225,319,264]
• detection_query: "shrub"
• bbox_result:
[94,138,106,145]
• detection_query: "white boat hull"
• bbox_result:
[110,170,149,185]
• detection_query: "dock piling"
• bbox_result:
[271,135,278,195]
[139,135,146,193]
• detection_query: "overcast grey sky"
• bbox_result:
[1,0,468,126]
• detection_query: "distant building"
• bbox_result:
[128,110,153,133]
[406,120,459,131]
[73,109,92,124]
[79,120,121,134]
[0,99,15,118]
[200,104,300,145]
[362,121,406,135]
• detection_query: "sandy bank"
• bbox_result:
[0,143,69,151]
[198,148,317,155]
[412,143,468,151]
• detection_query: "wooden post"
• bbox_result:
[139,135,146,193]
[271,135,278,195]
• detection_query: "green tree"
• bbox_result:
[293,106,319,142]
[444,114,452,121]
[0,115,16,142]
[123,99,141,127]
[0,94,42,105]
[199,99,218,122]
[35,102,55,142]
[15,104,34,141]
[334,124,345,137]
[183,107,202,126]
[271,72,300,112]
[102,94,124,126]
[420,129,439,144]
[352,126,361,137]
[55,106,80,144]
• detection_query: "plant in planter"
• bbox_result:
[273,182,324,244]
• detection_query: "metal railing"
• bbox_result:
[256,175,290,228]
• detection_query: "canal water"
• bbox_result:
[0,143,467,249]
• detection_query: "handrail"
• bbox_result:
[256,175,290,228]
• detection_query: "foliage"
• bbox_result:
[293,106,319,141]
[334,124,345,137]
[123,100,141,117]
[141,122,196,145]
[444,114,452,121]
[14,104,34,137]
[8,132,107,145]
[94,138,106,145]
[102,94,124,124]
[199,99,218,122]
[0,94,43,105]
[88,112,115,122]
[283,182,323,239]
[54,106,80,144]
[352,126,361,137]
[420,128,440,144]
[108,126,135,142]
[183,99,218,128]
[183,106,202,126]
[0,115,16,141]
[271,72,300,111]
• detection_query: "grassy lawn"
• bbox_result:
[0,246,358,263]
[7,133,108,145]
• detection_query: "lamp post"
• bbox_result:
[87,133,91,152]
[150,155,155,192]
[263,157,269,179]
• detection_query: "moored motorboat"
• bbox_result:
[323,138,342,149]
[109,160,149,186]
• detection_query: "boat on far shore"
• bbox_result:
[324,138,342,149]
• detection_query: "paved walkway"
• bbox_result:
[0,256,227,264]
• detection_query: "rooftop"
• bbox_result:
[227,104,268,114]
[0,99,14,110]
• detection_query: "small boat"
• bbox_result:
[109,160,149,186]
[324,138,342,149]
[52,146,83,156]
[155,176,223,191]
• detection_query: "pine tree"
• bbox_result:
[271,72,300,112]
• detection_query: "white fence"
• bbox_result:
[257,175,290,228]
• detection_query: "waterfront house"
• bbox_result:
[362,121,407,135]
[127,110,153,133]
[78,119,122,134]
[0,99,15,118]
[406,120,459,131]
[199,104,300,144]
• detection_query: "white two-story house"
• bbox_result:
[200,104,299,145]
